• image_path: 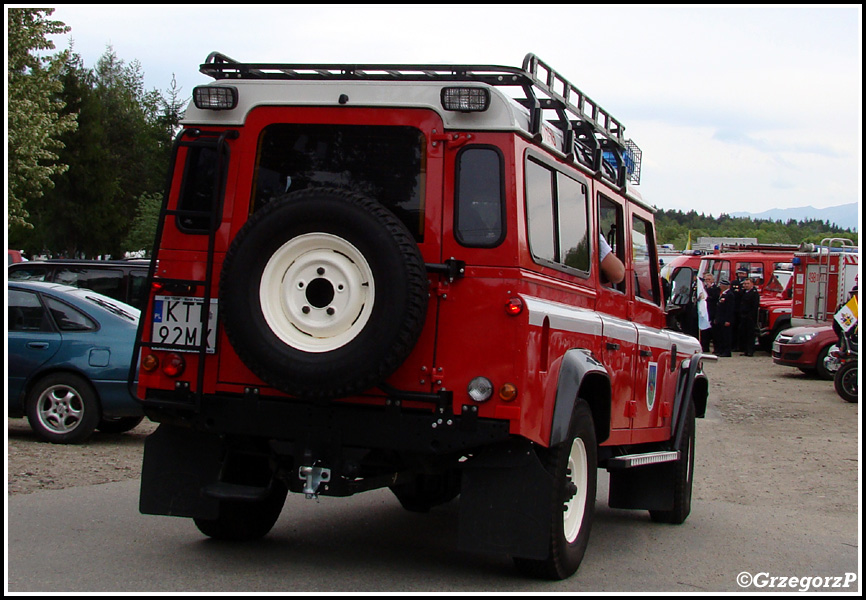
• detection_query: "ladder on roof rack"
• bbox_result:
[200,52,642,186]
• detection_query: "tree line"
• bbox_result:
[7,9,859,259]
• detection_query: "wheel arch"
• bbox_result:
[550,349,611,447]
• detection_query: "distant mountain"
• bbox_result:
[730,203,858,232]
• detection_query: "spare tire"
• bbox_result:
[220,187,428,400]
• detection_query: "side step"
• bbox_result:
[606,450,679,470]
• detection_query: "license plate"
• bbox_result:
[151,296,218,353]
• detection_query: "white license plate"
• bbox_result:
[151,296,218,353]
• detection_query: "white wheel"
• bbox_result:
[260,233,375,353]
[563,438,589,543]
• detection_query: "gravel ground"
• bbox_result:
[7,351,859,509]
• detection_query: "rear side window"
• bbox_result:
[525,158,590,275]
[44,297,97,331]
[455,146,504,247]
[631,215,660,305]
[55,268,125,303]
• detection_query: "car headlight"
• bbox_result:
[790,332,818,344]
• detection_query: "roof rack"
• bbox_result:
[718,243,801,253]
[200,52,641,186]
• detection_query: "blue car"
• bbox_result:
[8,281,145,443]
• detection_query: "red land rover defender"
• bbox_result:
[132,53,713,580]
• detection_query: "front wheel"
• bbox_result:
[834,360,858,403]
[650,400,695,524]
[514,399,597,580]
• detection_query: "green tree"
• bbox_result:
[7,8,78,228]
[124,192,164,255]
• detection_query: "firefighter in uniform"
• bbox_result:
[738,277,761,356]
[730,267,749,350]
[713,279,734,357]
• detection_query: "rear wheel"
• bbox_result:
[26,373,100,444]
[834,361,858,403]
[514,399,597,580]
[194,483,288,541]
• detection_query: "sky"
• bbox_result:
[23,4,865,217]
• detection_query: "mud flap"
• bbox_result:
[608,462,676,511]
[139,424,223,519]
[458,439,555,559]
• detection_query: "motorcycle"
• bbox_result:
[831,326,858,403]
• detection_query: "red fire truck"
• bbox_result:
[790,238,858,328]
[131,52,713,580]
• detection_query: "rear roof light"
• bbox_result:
[441,87,490,112]
[193,85,238,110]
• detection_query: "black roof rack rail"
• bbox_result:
[200,52,641,186]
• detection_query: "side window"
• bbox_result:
[631,215,660,305]
[57,268,125,302]
[706,259,731,283]
[8,290,52,332]
[557,173,590,273]
[8,266,49,282]
[44,297,97,332]
[598,194,625,292]
[128,270,149,310]
[455,146,504,247]
[525,158,590,275]
[525,159,556,263]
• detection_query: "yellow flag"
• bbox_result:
[834,295,858,331]
[686,231,692,251]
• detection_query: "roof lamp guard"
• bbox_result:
[441,87,490,112]
[193,85,238,110]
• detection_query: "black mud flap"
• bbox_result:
[608,462,676,511]
[458,439,554,559]
[139,424,224,519]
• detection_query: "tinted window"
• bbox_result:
[55,268,125,303]
[45,297,97,331]
[177,144,228,232]
[455,147,504,247]
[8,266,49,282]
[252,124,425,241]
[128,270,149,310]
[8,290,52,332]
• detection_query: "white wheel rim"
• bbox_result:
[260,232,375,353]
[37,384,84,434]
[563,438,589,543]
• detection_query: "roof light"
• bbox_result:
[441,87,490,112]
[193,85,238,110]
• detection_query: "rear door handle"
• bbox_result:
[27,342,49,350]
[606,342,620,351]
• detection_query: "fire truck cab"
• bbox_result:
[131,52,712,580]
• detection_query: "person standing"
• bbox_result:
[730,267,749,350]
[713,279,734,357]
[738,277,761,356]
[700,272,720,352]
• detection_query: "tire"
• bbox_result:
[220,187,428,400]
[194,482,288,541]
[650,400,696,524]
[834,361,858,403]
[814,345,835,381]
[25,373,101,444]
[390,470,461,513]
[514,399,597,580]
[97,416,145,434]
